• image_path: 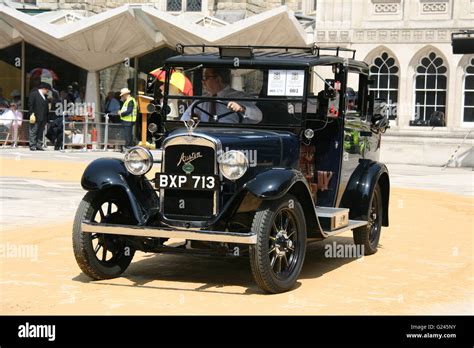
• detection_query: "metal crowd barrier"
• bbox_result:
[0,121,29,148]
[61,114,126,151]
[0,110,127,151]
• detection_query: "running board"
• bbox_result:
[316,207,349,231]
[81,221,257,244]
[322,219,367,236]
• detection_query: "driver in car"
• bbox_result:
[181,68,262,123]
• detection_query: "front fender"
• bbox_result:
[340,159,390,226]
[81,158,158,225]
[82,158,131,191]
[243,168,306,200]
[239,168,322,237]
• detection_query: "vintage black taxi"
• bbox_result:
[73,44,390,293]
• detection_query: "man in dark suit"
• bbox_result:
[28,82,51,151]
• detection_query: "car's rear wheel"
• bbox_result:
[73,191,135,280]
[249,194,306,293]
[353,184,383,255]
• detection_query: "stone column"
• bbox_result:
[397,47,412,128]
[85,71,100,122]
[444,46,462,129]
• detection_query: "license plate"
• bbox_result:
[155,174,219,191]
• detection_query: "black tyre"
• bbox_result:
[353,184,383,255]
[249,194,306,293]
[73,191,135,280]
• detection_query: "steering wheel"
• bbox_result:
[191,100,244,123]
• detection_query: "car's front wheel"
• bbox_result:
[72,191,135,280]
[249,194,307,293]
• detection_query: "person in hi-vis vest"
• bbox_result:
[118,88,137,149]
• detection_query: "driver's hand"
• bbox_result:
[227,102,245,113]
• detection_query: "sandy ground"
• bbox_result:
[0,158,87,182]
[0,156,473,315]
[0,157,158,182]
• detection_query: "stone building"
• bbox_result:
[0,0,472,165]
[8,0,308,16]
[315,0,474,166]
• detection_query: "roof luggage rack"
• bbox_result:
[175,43,357,59]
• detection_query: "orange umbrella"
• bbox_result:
[150,68,193,96]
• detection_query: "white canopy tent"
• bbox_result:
[0,4,310,70]
[0,4,310,113]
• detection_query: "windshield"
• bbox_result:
[161,67,306,127]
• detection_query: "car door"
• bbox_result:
[337,70,379,206]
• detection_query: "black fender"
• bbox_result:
[241,168,323,237]
[81,158,158,225]
[243,168,307,200]
[340,159,390,226]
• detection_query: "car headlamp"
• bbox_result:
[124,147,153,175]
[219,150,249,181]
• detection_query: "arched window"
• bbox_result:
[167,0,202,11]
[369,52,399,121]
[413,52,447,125]
[463,57,474,126]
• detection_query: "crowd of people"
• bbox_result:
[0,82,140,152]
[0,82,88,150]
[0,87,24,147]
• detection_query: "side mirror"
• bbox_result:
[372,98,389,133]
[324,88,337,99]
[373,98,388,117]
[324,79,337,99]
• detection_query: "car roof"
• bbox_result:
[165,50,369,73]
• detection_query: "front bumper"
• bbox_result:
[81,221,257,245]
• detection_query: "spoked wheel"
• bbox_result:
[250,194,306,293]
[73,191,135,280]
[268,209,299,277]
[353,184,383,255]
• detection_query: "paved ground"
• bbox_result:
[1,148,472,229]
[0,147,123,162]
[0,177,82,229]
[388,164,473,197]
[0,147,472,315]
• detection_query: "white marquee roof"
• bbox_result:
[0,4,310,71]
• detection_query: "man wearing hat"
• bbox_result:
[28,82,51,151]
[118,87,137,149]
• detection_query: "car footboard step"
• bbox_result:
[322,219,368,236]
[81,221,257,244]
[316,206,349,231]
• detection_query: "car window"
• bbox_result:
[309,65,341,119]
[165,67,305,126]
[346,72,369,121]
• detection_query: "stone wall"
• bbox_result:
[213,0,300,14]
[34,0,302,15]
[35,0,116,13]
[36,0,161,13]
